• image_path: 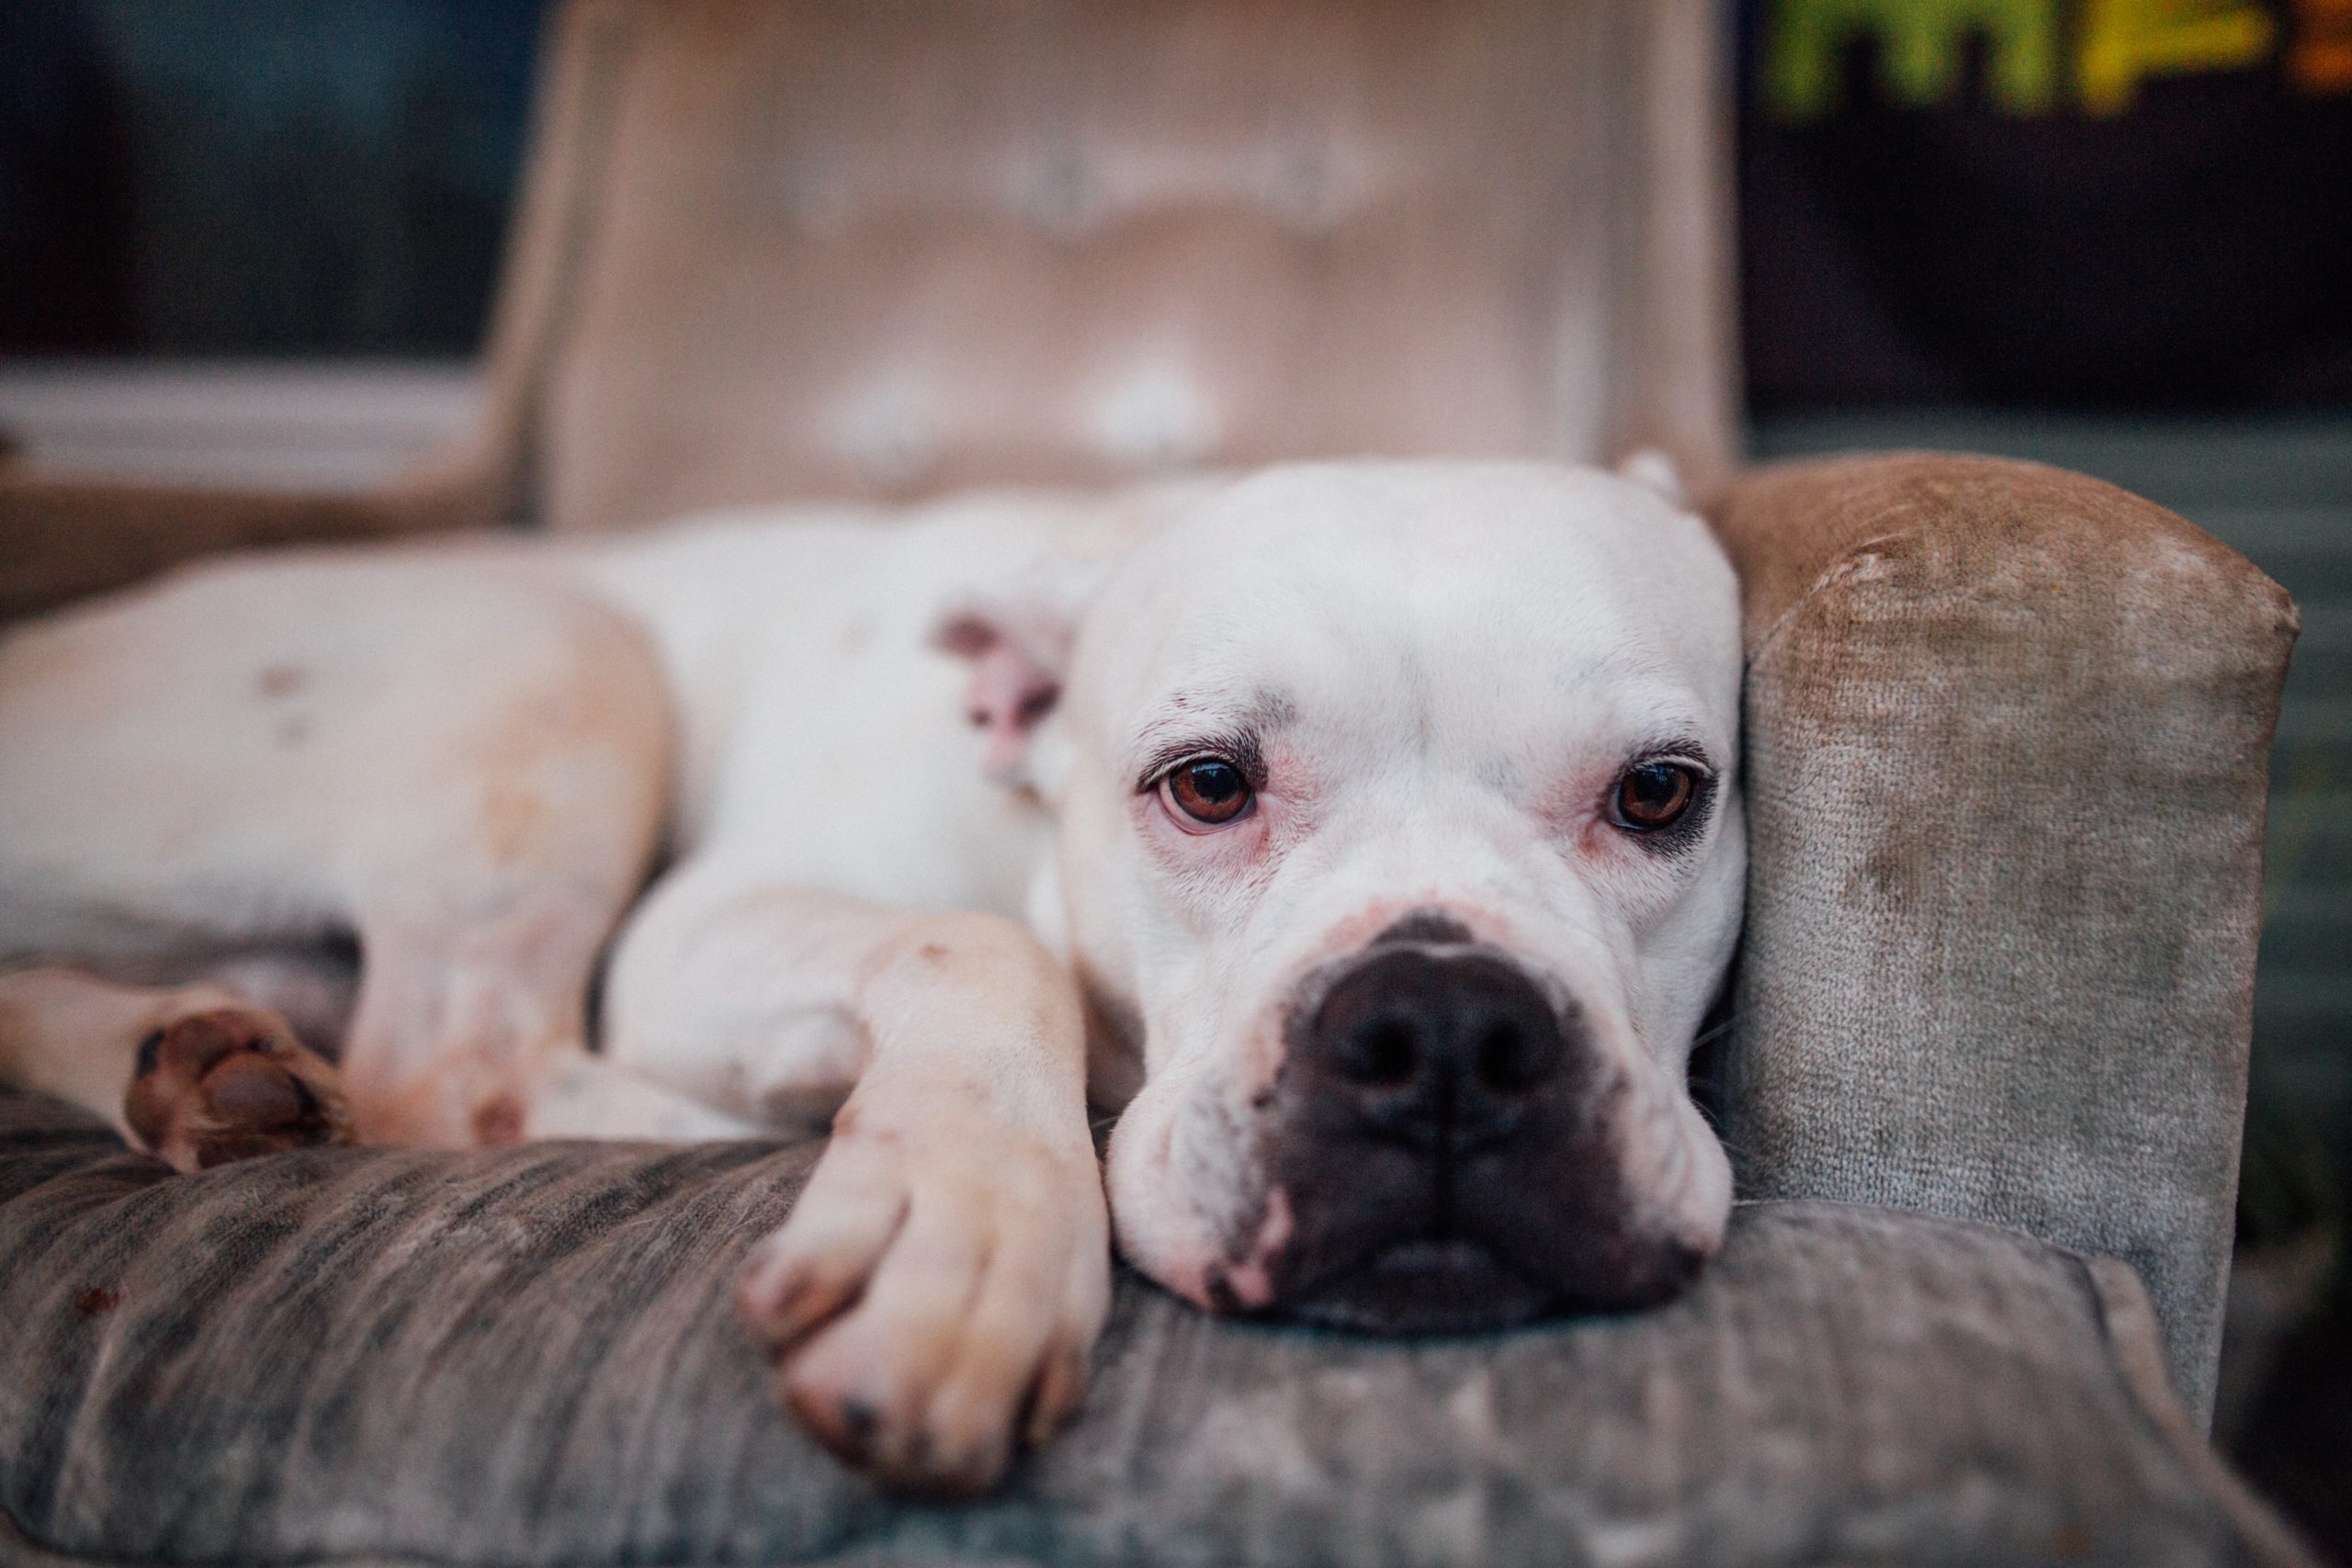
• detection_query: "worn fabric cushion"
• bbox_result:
[1706,455,2300,1425]
[0,1090,2312,1568]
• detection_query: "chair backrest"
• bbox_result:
[475,0,1737,533]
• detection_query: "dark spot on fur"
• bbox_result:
[255,664,308,700]
[76,1286,121,1316]
[471,1094,525,1146]
[917,942,949,962]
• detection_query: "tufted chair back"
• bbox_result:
[474,0,1737,533]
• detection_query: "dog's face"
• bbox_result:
[986,461,1745,1329]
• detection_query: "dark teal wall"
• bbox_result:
[0,0,543,355]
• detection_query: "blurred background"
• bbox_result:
[0,0,2345,1551]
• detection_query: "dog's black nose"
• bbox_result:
[1306,947,1567,1148]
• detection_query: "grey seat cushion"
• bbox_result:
[0,1091,2312,1568]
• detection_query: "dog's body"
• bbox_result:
[0,460,1745,1494]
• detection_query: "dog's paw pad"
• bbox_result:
[125,1006,352,1171]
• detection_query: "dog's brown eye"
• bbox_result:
[1163,758,1252,826]
[1613,761,1698,831]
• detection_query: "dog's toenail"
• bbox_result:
[838,1397,881,1454]
[134,1030,164,1078]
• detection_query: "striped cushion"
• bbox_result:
[0,1090,2310,1567]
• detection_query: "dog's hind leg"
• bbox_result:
[0,965,348,1170]
[343,892,760,1147]
[302,581,760,1148]
[0,555,724,1152]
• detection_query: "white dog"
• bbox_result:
[0,459,1744,1495]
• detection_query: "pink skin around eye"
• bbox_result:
[1528,763,1615,852]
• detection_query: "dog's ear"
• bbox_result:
[1615,448,1688,508]
[932,557,1103,786]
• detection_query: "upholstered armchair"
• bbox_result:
[0,4,2308,1563]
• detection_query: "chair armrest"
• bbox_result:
[0,459,501,623]
[1703,453,2300,1425]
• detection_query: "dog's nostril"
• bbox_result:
[1345,1017,1419,1087]
[1476,1021,1525,1090]
[1475,1016,1563,1093]
[1305,946,1570,1135]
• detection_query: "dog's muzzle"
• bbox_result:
[1253,919,1705,1332]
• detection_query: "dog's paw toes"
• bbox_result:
[738,1130,1110,1496]
[779,1363,1001,1498]
[125,1005,352,1172]
[769,1297,1099,1498]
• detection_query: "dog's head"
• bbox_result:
[949,460,1744,1329]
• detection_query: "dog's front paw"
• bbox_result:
[124,1003,352,1172]
[736,1105,1111,1496]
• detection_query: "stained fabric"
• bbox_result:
[1708,454,2299,1424]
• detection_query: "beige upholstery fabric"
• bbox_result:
[1705,454,2300,1425]
[505,0,1736,531]
[0,460,494,624]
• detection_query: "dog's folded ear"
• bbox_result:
[932,557,1105,787]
